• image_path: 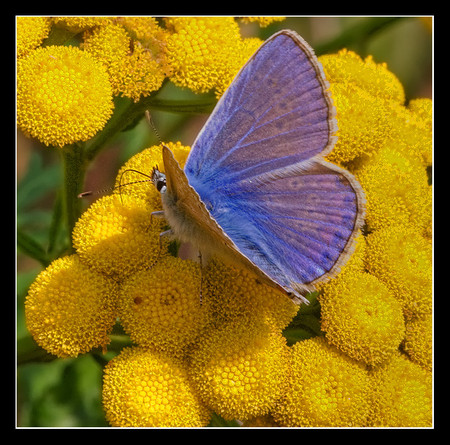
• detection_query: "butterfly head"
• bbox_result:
[151,166,167,193]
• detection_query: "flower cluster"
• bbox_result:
[164,17,263,97]
[16,16,277,148]
[22,18,432,427]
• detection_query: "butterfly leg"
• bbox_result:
[150,210,165,224]
[159,229,174,250]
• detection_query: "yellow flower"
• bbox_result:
[72,194,167,280]
[188,319,290,420]
[164,17,262,97]
[319,271,405,367]
[82,22,166,101]
[239,17,286,27]
[324,82,393,164]
[116,16,169,59]
[319,49,407,166]
[52,16,113,32]
[103,346,211,427]
[388,98,432,167]
[368,352,432,427]
[16,16,51,58]
[319,49,405,105]
[203,258,299,331]
[315,229,366,293]
[118,256,208,357]
[114,141,191,207]
[408,97,432,125]
[403,314,433,372]
[81,22,130,69]
[272,337,371,427]
[17,45,114,147]
[352,142,431,234]
[25,255,118,358]
[365,224,432,320]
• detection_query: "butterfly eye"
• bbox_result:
[156,179,166,193]
[151,167,167,193]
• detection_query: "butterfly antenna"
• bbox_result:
[78,169,153,200]
[145,110,163,145]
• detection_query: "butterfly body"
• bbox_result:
[153,30,365,305]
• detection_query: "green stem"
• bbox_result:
[61,144,87,251]
[84,94,217,162]
[147,96,217,114]
[84,96,136,162]
[17,335,56,365]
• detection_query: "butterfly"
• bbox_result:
[151,30,365,304]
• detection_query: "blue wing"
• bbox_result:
[181,30,364,291]
[198,160,364,290]
[184,30,337,187]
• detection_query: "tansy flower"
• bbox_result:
[118,256,208,357]
[403,314,433,372]
[319,271,405,367]
[319,49,405,165]
[203,258,299,331]
[102,346,211,427]
[319,49,405,105]
[16,16,51,58]
[72,194,167,280]
[239,17,286,27]
[114,141,191,207]
[81,22,130,72]
[17,45,114,147]
[51,16,113,32]
[352,141,431,234]
[116,16,170,61]
[272,337,372,427]
[164,17,262,98]
[25,255,118,358]
[188,319,290,420]
[368,352,432,427]
[324,82,393,165]
[388,98,433,168]
[365,224,432,320]
[315,229,366,293]
[82,22,166,101]
[408,97,432,126]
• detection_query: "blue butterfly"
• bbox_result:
[151,30,365,304]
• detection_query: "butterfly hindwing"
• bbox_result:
[201,160,365,292]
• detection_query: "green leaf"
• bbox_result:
[283,327,317,346]
[17,229,50,266]
[208,412,241,427]
[17,151,61,212]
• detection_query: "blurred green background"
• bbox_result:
[16,16,432,427]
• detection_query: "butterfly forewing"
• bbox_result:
[184,30,337,186]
